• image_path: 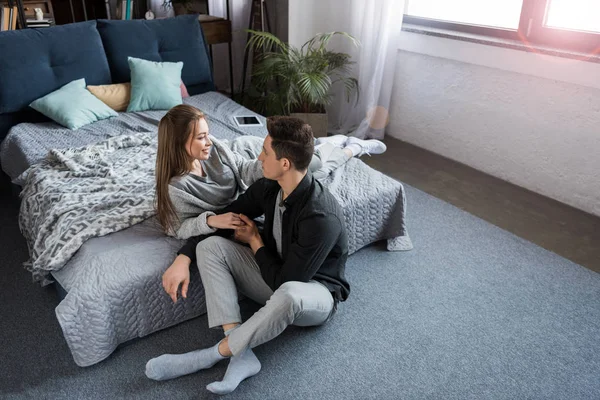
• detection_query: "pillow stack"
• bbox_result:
[29,57,191,129]
[29,78,118,130]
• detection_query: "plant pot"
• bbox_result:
[290,113,328,138]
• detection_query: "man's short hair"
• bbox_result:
[266,116,314,171]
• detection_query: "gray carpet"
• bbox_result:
[1,183,599,400]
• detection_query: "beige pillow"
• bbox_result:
[87,83,131,112]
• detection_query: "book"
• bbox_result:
[10,6,17,30]
[119,0,134,20]
[6,5,13,30]
[26,18,54,27]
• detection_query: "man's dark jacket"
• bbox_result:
[178,172,350,302]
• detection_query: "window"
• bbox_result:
[407,0,524,30]
[545,0,600,33]
[404,0,600,55]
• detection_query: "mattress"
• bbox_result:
[5,92,412,367]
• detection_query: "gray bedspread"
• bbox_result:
[4,92,412,367]
[1,92,266,184]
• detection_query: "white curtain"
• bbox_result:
[324,0,405,140]
[208,0,404,140]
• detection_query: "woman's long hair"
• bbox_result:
[155,104,206,234]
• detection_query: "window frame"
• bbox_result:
[404,0,600,56]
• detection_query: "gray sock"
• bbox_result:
[206,347,262,395]
[145,341,227,381]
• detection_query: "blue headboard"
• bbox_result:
[97,15,214,96]
[0,15,214,144]
[0,21,111,142]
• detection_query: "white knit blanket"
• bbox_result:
[19,134,157,284]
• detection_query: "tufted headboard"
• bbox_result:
[96,16,214,97]
[0,21,111,142]
[0,15,214,144]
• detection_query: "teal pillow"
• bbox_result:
[30,78,118,130]
[127,57,183,112]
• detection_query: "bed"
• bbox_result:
[0,17,412,367]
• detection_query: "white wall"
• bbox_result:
[287,2,600,216]
[288,0,352,47]
[389,32,600,217]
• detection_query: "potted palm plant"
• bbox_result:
[244,30,360,137]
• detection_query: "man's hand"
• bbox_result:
[207,212,245,229]
[162,254,191,303]
[234,214,259,244]
[234,214,264,252]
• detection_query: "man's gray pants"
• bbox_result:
[196,236,335,356]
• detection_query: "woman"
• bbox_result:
[155,104,386,241]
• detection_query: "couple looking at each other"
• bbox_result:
[149,104,387,395]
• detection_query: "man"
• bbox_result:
[145,117,350,395]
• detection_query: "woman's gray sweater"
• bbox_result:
[167,136,346,239]
[168,137,263,239]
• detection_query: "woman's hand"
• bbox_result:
[162,254,191,303]
[207,212,245,229]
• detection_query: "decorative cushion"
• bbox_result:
[127,57,183,112]
[0,20,111,115]
[30,78,118,130]
[180,81,190,98]
[87,83,131,112]
[96,15,214,96]
[87,80,188,111]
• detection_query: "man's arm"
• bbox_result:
[177,228,237,261]
[177,235,204,261]
[255,213,342,289]
[219,178,268,219]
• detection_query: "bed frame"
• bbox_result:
[1,16,413,369]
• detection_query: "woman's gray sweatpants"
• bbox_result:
[310,142,351,181]
[228,136,350,181]
[196,236,335,357]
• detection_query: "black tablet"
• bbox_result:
[234,115,262,127]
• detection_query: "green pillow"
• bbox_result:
[30,78,118,130]
[127,57,183,112]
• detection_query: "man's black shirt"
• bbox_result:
[178,172,350,302]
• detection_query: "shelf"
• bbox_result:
[198,14,231,45]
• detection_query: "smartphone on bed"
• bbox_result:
[233,115,262,127]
